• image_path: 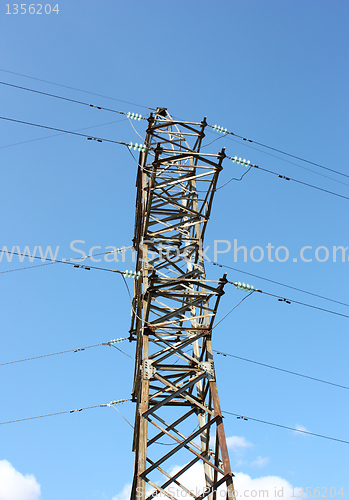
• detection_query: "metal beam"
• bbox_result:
[130,109,235,500]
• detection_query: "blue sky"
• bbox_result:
[0,1,348,499]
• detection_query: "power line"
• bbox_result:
[0,338,129,366]
[0,118,127,150]
[215,166,253,191]
[3,251,348,319]
[0,247,134,275]
[223,133,349,188]
[0,251,124,274]
[0,81,148,122]
[223,410,349,445]
[211,261,349,309]
[215,350,349,391]
[213,281,348,330]
[4,114,347,204]
[2,67,347,184]
[254,287,349,320]
[9,329,348,391]
[213,292,254,329]
[108,403,134,428]
[0,81,128,116]
[227,281,349,319]
[109,342,134,360]
[4,251,348,319]
[0,68,153,110]
[209,123,349,180]
[0,261,56,274]
[2,400,347,445]
[0,116,127,146]
[0,406,101,425]
[226,156,349,202]
[254,163,349,202]
[0,399,131,425]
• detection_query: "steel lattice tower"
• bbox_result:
[129,109,235,500]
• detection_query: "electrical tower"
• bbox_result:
[129,109,235,500]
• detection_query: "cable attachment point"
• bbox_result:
[128,141,147,152]
[87,137,102,142]
[278,175,290,180]
[212,124,227,134]
[231,156,251,167]
[127,111,142,121]
[234,281,254,292]
[106,337,128,345]
[73,264,91,270]
[123,270,142,280]
[106,246,125,255]
[89,104,101,109]
[237,415,248,421]
[108,399,130,406]
[278,298,291,304]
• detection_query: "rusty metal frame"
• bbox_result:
[129,109,235,500]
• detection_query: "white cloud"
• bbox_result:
[112,482,132,500]
[233,472,298,499]
[251,456,270,468]
[0,460,41,500]
[226,435,253,451]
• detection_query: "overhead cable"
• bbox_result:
[223,410,349,445]
[0,246,134,275]
[0,338,129,366]
[228,280,349,320]
[0,68,154,110]
[0,261,56,274]
[4,114,347,202]
[3,251,347,318]
[0,118,127,150]
[223,133,349,188]
[226,155,349,201]
[215,350,349,391]
[0,116,127,146]
[0,399,131,425]
[256,287,349,319]
[0,81,134,117]
[0,250,140,281]
[209,123,349,180]
[213,292,254,329]
[2,400,348,445]
[2,67,346,182]
[211,261,349,308]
